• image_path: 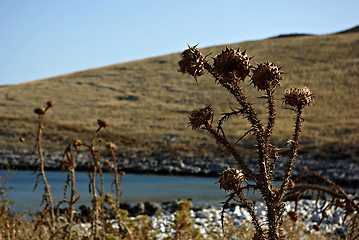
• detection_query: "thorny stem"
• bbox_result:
[205,62,280,238]
[230,82,263,133]
[235,191,265,239]
[264,89,276,175]
[226,82,278,232]
[67,150,77,240]
[60,145,80,240]
[289,184,346,199]
[68,170,76,240]
[206,61,271,189]
[110,149,121,207]
[304,169,352,200]
[90,148,99,237]
[276,106,303,204]
[98,160,106,240]
[225,82,274,202]
[36,111,55,227]
[89,126,103,237]
[293,169,359,213]
[260,89,281,240]
[205,125,257,182]
[264,88,276,142]
[262,89,278,238]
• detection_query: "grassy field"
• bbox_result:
[1,31,358,160]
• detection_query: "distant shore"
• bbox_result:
[1,150,358,188]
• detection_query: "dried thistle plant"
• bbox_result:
[57,142,80,240]
[286,167,359,237]
[179,44,314,239]
[20,100,56,236]
[72,118,110,238]
[66,118,129,239]
[105,141,124,208]
[17,102,130,239]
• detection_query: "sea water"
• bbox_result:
[0,170,262,211]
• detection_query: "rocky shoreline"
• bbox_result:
[1,150,358,238]
[1,150,359,188]
[74,199,357,239]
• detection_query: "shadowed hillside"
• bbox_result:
[1,30,358,161]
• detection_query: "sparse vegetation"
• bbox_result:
[10,100,131,239]
[0,30,358,239]
[0,32,358,160]
[0,98,355,239]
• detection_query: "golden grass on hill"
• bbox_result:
[0,32,358,158]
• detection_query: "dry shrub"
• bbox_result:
[178,44,358,239]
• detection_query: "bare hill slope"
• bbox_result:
[1,31,358,160]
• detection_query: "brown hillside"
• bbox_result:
[1,32,358,159]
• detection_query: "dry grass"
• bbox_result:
[0,32,358,158]
[0,200,350,239]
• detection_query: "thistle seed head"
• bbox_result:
[46,100,55,108]
[97,118,109,128]
[287,211,299,222]
[34,107,46,115]
[60,159,76,172]
[178,44,206,79]
[189,106,214,130]
[217,167,245,192]
[105,193,114,205]
[251,61,282,90]
[106,142,116,150]
[312,224,320,231]
[284,86,313,108]
[213,47,252,84]
[73,139,83,149]
[104,159,111,168]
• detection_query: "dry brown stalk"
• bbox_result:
[20,101,57,235]
[59,144,80,240]
[276,106,304,205]
[84,119,109,238]
[286,167,359,234]
[16,102,131,239]
[106,142,122,207]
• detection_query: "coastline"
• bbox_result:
[65,199,358,238]
[1,150,358,188]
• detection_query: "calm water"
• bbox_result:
[0,170,262,211]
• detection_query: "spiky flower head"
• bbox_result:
[284,86,313,108]
[189,106,214,130]
[217,167,245,192]
[251,61,282,90]
[73,139,83,149]
[105,193,114,205]
[106,142,116,150]
[59,159,76,172]
[178,44,206,79]
[46,100,55,108]
[34,107,46,115]
[287,211,299,222]
[313,224,320,231]
[104,159,111,168]
[97,118,109,128]
[213,47,252,84]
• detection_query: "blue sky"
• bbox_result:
[1,1,358,85]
